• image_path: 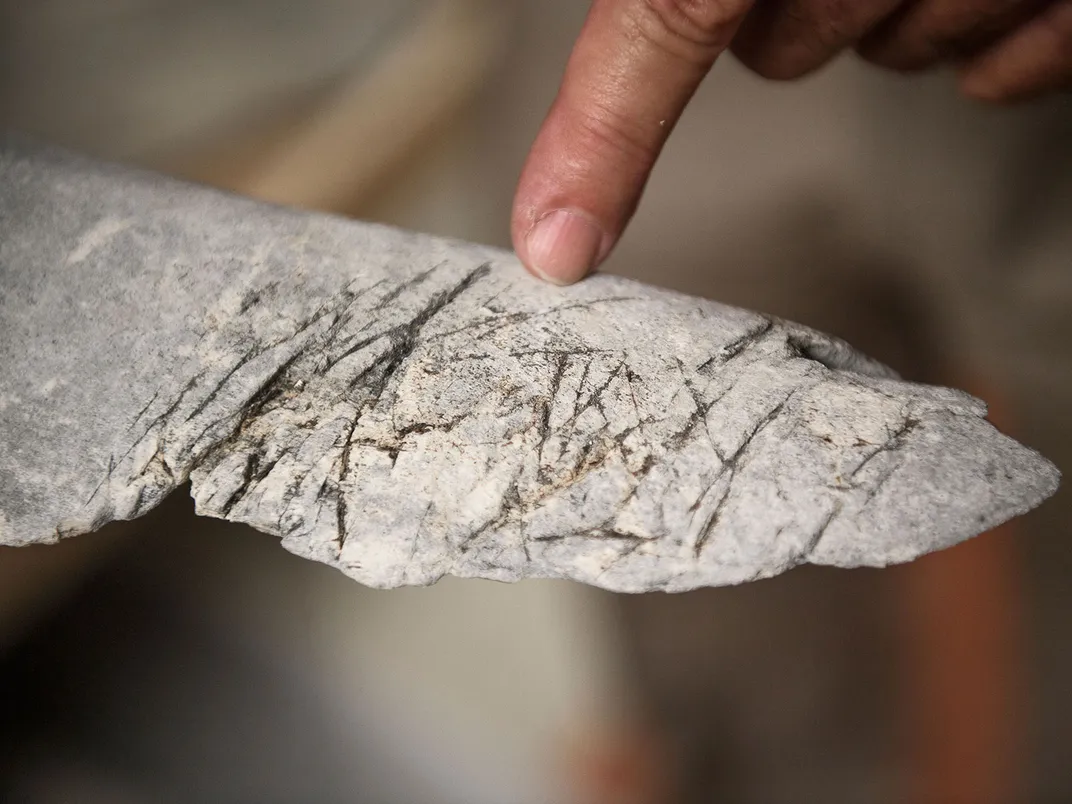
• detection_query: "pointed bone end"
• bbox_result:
[808,411,1060,569]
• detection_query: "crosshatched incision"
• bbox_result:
[0,136,1060,592]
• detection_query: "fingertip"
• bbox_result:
[517,208,608,285]
[954,2,1072,105]
[958,67,1004,102]
[956,53,1039,105]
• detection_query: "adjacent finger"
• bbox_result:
[958,0,1072,100]
[859,0,1048,71]
[512,0,752,284]
[732,0,901,80]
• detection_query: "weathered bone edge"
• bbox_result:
[0,135,1060,592]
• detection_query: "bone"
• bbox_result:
[0,135,1059,592]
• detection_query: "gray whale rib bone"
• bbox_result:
[0,136,1059,592]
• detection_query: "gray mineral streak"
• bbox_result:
[0,136,1060,592]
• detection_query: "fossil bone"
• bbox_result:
[0,136,1060,592]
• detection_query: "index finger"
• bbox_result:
[512,0,753,284]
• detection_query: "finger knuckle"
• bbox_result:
[735,0,865,80]
[808,0,870,50]
[637,0,752,57]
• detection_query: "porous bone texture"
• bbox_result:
[0,136,1059,592]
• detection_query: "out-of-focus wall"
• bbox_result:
[1,0,1069,802]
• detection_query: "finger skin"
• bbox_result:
[859,0,1049,71]
[732,0,901,80]
[959,0,1072,100]
[512,0,752,284]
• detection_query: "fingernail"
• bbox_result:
[525,209,604,285]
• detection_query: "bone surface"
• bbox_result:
[0,136,1060,592]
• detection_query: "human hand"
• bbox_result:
[512,0,1072,284]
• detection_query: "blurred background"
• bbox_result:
[0,1,1069,802]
